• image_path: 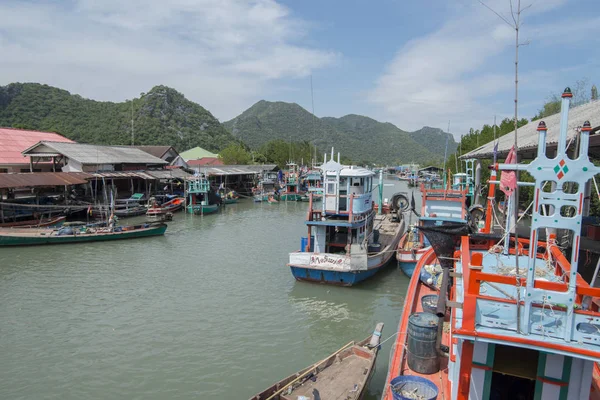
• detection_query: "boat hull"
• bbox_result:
[289,265,382,286]
[0,224,167,246]
[0,215,66,228]
[280,193,303,201]
[223,198,238,204]
[187,204,219,214]
[397,259,417,277]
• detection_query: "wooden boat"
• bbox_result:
[0,222,167,246]
[288,151,406,286]
[250,323,384,400]
[146,197,185,216]
[0,215,66,228]
[280,162,303,201]
[186,174,220,215]
[383,88,600,400]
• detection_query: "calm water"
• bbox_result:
[0,179,420,400]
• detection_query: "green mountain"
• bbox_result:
[223,100,457,164]
[0,83,235,152]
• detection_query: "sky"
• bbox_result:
[1,0,599,138]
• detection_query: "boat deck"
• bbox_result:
[284,352,371,400]
[384,249,450,400]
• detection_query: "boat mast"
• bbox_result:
[480,0,529,333]
[442,121,450,188]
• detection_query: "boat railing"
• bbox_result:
[459,236,600,352]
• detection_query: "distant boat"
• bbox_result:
[0,215,66,228]
[280,162,303,201]
[288,151,406,286]
[186,174,220,215]
[397,185,468,277]
[249,322,383,400]
[146,196,185,216]
[0,222,167,246]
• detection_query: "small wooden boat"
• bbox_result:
[250,323,383,400]
[0,222,167,246]
[0,215,66,228]
[146,197,185,216]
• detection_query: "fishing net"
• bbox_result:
[419,223,472,270]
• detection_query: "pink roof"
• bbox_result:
[0,128,74,165]
[187,157,224,166]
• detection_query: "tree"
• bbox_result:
[592,85,598,101]
[218,143,252,165]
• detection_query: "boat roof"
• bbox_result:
[324,165,374,178]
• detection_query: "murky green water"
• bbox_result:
[0,179,419,399]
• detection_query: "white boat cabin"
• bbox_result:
[321,152,374,216]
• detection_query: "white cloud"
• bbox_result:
[368,0,573,137]
[0,0,337,120]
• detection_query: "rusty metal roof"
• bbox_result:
[0,172,90,189]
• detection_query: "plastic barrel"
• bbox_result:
[421,295,439,314]
[407,312,440,374]
[300,237,308,252]
[390,376,438,400]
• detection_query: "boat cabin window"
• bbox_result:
[327,183,335,194]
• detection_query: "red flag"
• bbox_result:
[500,145,517,197]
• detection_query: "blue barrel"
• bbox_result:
[407,312,440,374]
[390,376,438,400]
[421,295,439,314]
[300,236,314,252]
[300,237,308,252]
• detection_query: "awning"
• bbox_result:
[0,172,90,189]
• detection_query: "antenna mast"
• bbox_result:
[131,100,135,146]
[310,75,316,167]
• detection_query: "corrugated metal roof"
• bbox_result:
[0,128,74,165]
[23,142,168,165]
[133,146,175,159]
[187,157,224,166]
[462,99,600,159]
[193,164,277,176]
[145,169,192,179]
[85,171,157,180]
[0,172,90,189]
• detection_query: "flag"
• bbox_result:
[500,145,517,197]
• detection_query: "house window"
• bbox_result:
[0,168,8,174]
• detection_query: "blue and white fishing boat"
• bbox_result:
[288,150,406,286]
[396,184,469,277]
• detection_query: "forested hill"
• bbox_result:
[0,83,235,152]
[223,100,457,164]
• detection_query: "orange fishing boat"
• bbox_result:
[383,88,600,400]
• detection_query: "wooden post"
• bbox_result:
[29,157,34,173]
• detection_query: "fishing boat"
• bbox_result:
[253,170,280,202]
[383,88,600,400]
[288,150,406,286]
[0,222,167,246]
[186,174,220,215]
[0,215,66,228]
[222,191,239,204]
[249,323,384,400]
[146,196,185,216]
[397,187,468,277]
[280,163,303,202]
[300,170,323,202]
